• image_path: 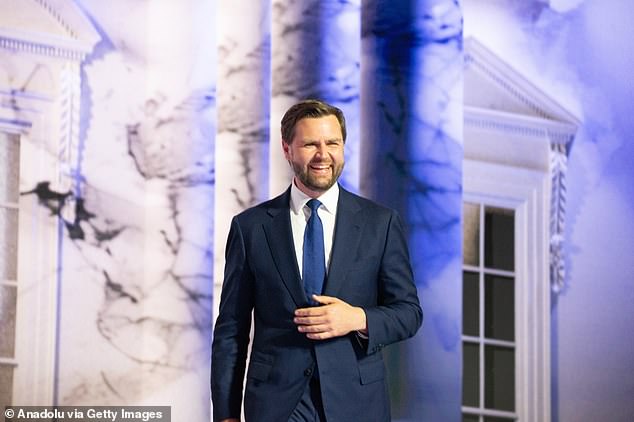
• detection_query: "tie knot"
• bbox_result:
[307,199,322,213]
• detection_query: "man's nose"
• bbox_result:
[315,142,328,156]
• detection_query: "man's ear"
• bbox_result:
[282,139,290,160]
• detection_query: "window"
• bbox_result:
[462,203,517,421]
[462,159,551,422]
[0,132,20,405]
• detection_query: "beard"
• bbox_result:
[291,159,344,193]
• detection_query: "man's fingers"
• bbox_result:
[306,331,335,340]
[295,307,327,317]
[294,315,327,325]
[297,323,343,339]
[295,296,343,316]
[312,294,341,305]
[297,323,330,333]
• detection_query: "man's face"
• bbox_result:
[283,115,345,197]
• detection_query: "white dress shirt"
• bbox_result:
[289,180,339,278]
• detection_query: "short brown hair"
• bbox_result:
[281,99,346,144]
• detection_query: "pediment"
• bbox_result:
[465,37,580,127]
[0,0,100,58]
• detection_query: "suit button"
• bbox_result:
[304,368,313,377]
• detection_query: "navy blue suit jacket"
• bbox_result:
[211,186,422,422]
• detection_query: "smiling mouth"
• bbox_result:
[309,164,331,173]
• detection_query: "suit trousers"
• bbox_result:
[288,377,327,422]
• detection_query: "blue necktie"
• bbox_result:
[303,199,325,305]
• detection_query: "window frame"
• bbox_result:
[1,102,63,406]
[0,131,20,404]
[463,158,551,422]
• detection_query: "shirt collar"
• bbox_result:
[290,179,339,216]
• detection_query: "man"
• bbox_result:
[211,99,422,422]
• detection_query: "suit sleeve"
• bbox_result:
[211,217,255,421]
[363,210,423,355]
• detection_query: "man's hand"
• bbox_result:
[294,295,367,340]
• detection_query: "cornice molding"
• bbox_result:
[0,0,100,60]
[465,106,576,146]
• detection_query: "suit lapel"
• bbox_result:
[324,188,364,298]
[262,189,307,306]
